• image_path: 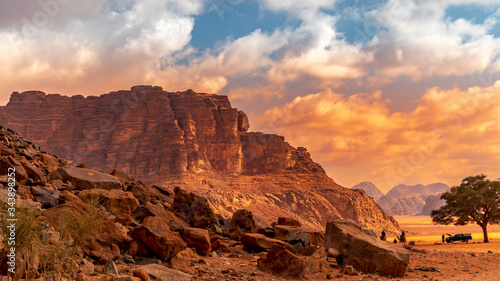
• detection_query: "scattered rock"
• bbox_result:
[305,247,331,274]
[105,260,119,275]
[52,166,122,190]
[133,202,188,232]
[78,189,139,224]
[182,227,211,256]
[414,266,441,272]
[169,187,220,230]
[139,264,193,281]
[278,217,302,227]
[131,226,186,261]
[225,209,258,240]
[257,246,306,279]
[30,185,59,207]
[133,269,151,281]
[324,220,410,277]
[241,233,295,253]
[344,265,359,276]
[326,247,340,258]
[211,239,231,253]
[169,248,199,274]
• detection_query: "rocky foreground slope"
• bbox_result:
[0,86,399,232]
[0,126,411,280]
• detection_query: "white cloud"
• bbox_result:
[365,0,500,82]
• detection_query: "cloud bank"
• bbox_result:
[255,82,500,191]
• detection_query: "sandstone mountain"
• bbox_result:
[352,181,449,216]
[0,86,399,232]
[420,193,446,216]
[385,183,448,199]
[377,194,429,216]
[351,181,384,201]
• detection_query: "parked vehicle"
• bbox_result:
[445,233,472,243]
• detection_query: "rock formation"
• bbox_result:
[385,183,448,198]
[420,193,446,215]
[324,220,411,277]
[351,181,384,201]
[0,86,399,233]
[377,194,429,216]
[378,183,449,216]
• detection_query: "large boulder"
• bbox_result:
[52,167,121,190]
[138,264,193,281]
[257,246,306,279]
[78,189,139,223]
[131,226,186,262]
[30,185,59,207]
[182,228,210,256]
[324,220,410,277]
[273,225,324,248]
[169,187,220,229]
[134,202,189,232]
[42,200,132,262]
[278,217,301,227]
[305,247,331,274]
[225,209,258,240]
[240,233,295,253]
[169,248,199,274]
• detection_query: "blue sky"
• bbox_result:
[1,0,500,191]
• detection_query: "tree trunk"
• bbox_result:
[482,224,489,243]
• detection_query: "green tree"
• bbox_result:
[431,174,500,243]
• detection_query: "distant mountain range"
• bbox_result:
[351,182,449,216]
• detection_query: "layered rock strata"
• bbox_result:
[0,86,399,232]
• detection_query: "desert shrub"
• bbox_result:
[0,204,43,279]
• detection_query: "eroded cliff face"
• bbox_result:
[0,86,400,232]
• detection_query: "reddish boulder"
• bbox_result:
[52,166,121,190]
[278,217,302,227]
[42,200,131,262]
[141,216,170,231]
[240,233,295,253]
[139,264,193,281]
[78,189,139,221]
[133,269,151,281]
[211,239,230,253]
[182,228,210,256]
[169,187,220,229]
[129,240,149,258]
[131,226,186,262]
[127,184,151,204]
[169,248,199,274]
[273,225,324,248]
[225,209,258,240]
[30,185,59,207]
[21,158,46,182]
[257,246,306,279]
[324,220,410,277]
[305,247,331,274]
[134,202,189,232]
[0,156,29,183]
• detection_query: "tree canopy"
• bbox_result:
[431,174,500,243]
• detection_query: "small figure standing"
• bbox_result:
[393,238,397,243]
[442,234,445,243]
[381,230,386,241]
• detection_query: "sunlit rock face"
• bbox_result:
[0,85,400,233]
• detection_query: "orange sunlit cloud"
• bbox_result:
[254,81,500,192]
